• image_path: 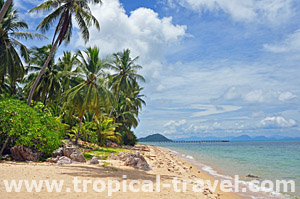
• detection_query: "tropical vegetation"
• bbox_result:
[0,1,146,158]
[0,98,64,156]
[0,0,44,96]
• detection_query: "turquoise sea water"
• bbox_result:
[145,141,300,198]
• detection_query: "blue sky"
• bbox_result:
[15,0,300,138]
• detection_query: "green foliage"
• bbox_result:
[76,121,98,143]
[0,98,64,155]
[62,47,113,144]
[83,147,129,160]
[1,0,145,150]
[93,116,121,145]
[121,130,137,146]
[2,42,145,149]
[74,116,121,146]
[0,0,45,95]
[29,0,101,46]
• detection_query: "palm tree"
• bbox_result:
[115,84,145,130]
[108,49,145,117]
[24,45,62,105]
[0,0,45,95]
[0,77,11,95]
[0,0,12,23]
[94,116,121,146]
[63,47,112,145]
[57,51,79,93]
[27,0,102,106]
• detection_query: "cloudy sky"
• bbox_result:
[17,0,300,138]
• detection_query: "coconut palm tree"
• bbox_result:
[24,45,62,105]
[57,51,80,93]
[0,0,45,95]
[108,49,145,117]
[0,77,11,95]
[27,0,102,106]
[0,0,12,23]
[115,84,145,130]
[112,80,145,146]
[63,47,112,145]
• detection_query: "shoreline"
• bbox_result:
[156,145,288,199]
[0,144,240,199]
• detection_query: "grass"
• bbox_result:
[100,161,118,171]
[102,161,110,167]
[61,139,130,160]
[83,147,130,160]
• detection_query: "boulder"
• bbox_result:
[136,157,151,170]
[52,147,86,163]
[70,151,86,162]
[46,157,59,163]
[108,152,151,171]
[106,140,120,148]
[55,156,72,165]
[89,156,99,164]
[125,157,139,167]
[246,174,259,178]
[52,147,64,157]
[108,154,119,160]
[10,146,42,162]
[63,147,79,158]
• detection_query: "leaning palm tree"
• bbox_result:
[24,45,62,105]
[0,0,12,23]
[63,47,112,145]
[27,0,102,106]
[108,49,145,117]
[0,0,45,95]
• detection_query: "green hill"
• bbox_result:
[138,134,172,142]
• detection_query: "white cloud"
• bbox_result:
[191,104,241,117]
[75,0,186,79]
[167,0,294,23]
[164,119,187,127]
[264,29,300,53]
[217,87,299,104]
[260,116,296,128]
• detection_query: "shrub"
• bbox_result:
[121,130,137,146]
[0,98,64,156]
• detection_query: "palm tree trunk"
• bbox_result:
[0,136,9,157]
[27,38,59,106]
[75,115,84,145]
[0,75,4,92]
[108,105,114,117]
[10,79,16,96]
[109,90,120,117]
[0,0,12,23]
[42,92,48,110]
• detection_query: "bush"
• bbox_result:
[121,130,137,146]
[75,118,121,147]
[0,98,64,156]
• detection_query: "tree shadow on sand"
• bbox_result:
[58,164,173,181]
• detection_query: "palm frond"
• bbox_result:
[10,32,47,40]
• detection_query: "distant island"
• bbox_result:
[138,134,172,142]
[138,134,300,142]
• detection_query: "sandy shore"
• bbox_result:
[0,145,241,199]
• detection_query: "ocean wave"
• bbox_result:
[242,181,286,199]
[202,166,233,180]
[186,155,194,159]
[201,166,288,199]
[157,145,293,199]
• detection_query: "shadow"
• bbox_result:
[58,164,173,181]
